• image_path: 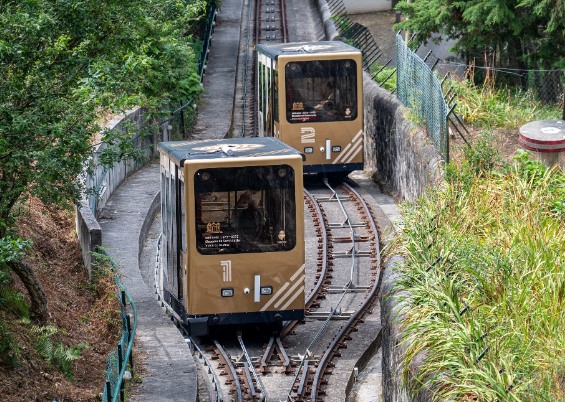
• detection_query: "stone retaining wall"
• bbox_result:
[363,74,443,401]
[363,73,443,202]
[75,108,157,278]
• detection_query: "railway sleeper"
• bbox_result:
[331,236,369,243]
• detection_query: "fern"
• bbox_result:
[31,325,88,379]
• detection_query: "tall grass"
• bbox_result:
[390,147,565,400]
[448,78,561,129]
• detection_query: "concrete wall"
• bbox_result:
[75,198,102,280]
[84,108,154,214]
[363,75,443,400]
[345,0,393,13]
[317,0,340,40]
[363,73,443,202]
[76,107,157,278]
[382,258,437,402]
[381,257,409,402]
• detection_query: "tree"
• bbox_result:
[0,0,208,323]
[394,0,564,69]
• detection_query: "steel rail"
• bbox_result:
[309,183,382,401]
[323,178,358,288]
[238,334,267,401]
[286,184,362,401]
[189,339,224,402]
[279,189,329,340]
[214,340,243,401]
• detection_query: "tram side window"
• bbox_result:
[180,178,186,253]
[285,59,357,123]
[273,68,279,122]
[160,165,169,287]
[194,165,296,255]
[168,166,179,296]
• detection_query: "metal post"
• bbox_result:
[126,314,134,374]
[118,344,124,401]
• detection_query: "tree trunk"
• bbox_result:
[9,260,49,325]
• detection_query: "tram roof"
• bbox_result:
[158,137,303,166]
[256,41,361,59]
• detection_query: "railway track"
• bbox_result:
[181,178,384,401]
[154,2,387,401]
[232,0,288,137]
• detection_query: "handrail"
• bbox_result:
[101,252,138,402]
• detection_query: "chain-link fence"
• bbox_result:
[396,33,450,161]
[325,1,450,160]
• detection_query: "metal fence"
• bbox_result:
[102,273,137,402]
[325,0,450,160]
[327,0,392,73]
[396,33,450,162]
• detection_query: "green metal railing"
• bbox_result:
[198,4,217,79]
[102,272,137,402]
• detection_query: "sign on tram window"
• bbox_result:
[194,166,297,255]
[285,59,357,123]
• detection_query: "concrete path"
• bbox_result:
[192,0,244,139]
[98,163,197,402]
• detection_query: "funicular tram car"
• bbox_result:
[256,41,364,176]
[158,137,305,336]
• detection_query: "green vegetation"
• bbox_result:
[31,325,88,380]
[448,77,562,129]
[389,136,565,400]
[0,0,211,318]
[0,0,208,232]
[0,0,215,384]
[394,0,565,69]
[370,64,397,93]
[0,236,30,367]
[390,6,565,393]
[395,0,565,119]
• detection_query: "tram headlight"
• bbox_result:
[260,286,273,295]
[221,288,234,297]
[304,147,313,154]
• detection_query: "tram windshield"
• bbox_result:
[194,165,297,254]
[285,59,357,123]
